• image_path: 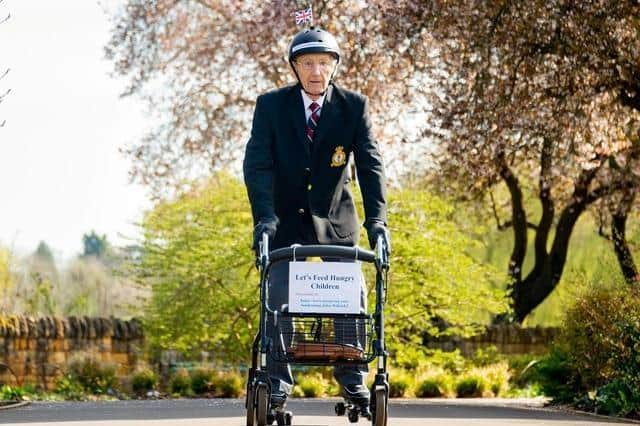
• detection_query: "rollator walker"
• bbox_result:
[245,233,390,426]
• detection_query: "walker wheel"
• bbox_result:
[372,387,388,426]
[246,386,255,426]
[276,410,293,425]
[335,402,346,416]
[256,384,270,426]
[348,408,359,423]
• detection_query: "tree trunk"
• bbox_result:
[511,201,585,322]
[499,160,609,323]
[611,191,639,285]
[498,158,527,283]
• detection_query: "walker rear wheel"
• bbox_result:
[245,386,255,426]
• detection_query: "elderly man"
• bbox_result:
[243,27,390,419]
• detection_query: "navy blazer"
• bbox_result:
[243,82,387,249]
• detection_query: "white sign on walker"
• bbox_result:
[288,262,363,314]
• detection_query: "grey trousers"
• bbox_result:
[266,259,368,403]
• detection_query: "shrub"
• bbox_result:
[507,354,540,389]
[504,351,573,400]
[471,346,503,367]
[215,372,243,398]
[170,368,192,396]
[291,386,305,398]
[389,371,412,398]
[560,287,640,391]
[614,319,640,392]
[455,375,487,398]
[131,367,158,395]
[529,349,576,402]
[325,378,340,397]
[67,357,118,395]
[503,382,544,398]
[190,368,215,395]
[416,378,443,398]
[0,384,26,401]
[393,346,430,370]
[426,350,466,375]
[475,363,510,397]
[54,374,86,400]
[294,373,327,398]
[595,379,640,417]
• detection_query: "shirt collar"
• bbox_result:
[300,89,326,111]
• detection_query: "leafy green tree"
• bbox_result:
[384,188,509,364]
[137,174,256,361]
[82,231,109,259]
[136,174,508,362]
[61,255,144,317]
[32,241,58,284]
[34,241,54,265]
[24,272,56,315]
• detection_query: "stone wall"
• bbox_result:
[0,317,558,390]
[0,316,143,390]
[424,325,559,357]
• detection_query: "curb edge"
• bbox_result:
[0,400,30,411]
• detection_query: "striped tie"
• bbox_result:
[306,102,321,142]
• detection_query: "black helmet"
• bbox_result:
[288,27,341,65]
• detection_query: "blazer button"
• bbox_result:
[298,208,305,214]
[305,168,311,173]
[307,184,312,191]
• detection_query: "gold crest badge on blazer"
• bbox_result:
[330,146,347,167]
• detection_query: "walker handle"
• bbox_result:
[258,232,269,269]
[376,235,389,270]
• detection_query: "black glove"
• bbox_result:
[365,220,391,253]
[252,217,279,252]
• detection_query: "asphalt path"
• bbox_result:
[0,398,637,426]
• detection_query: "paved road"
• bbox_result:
[0,398,636,425]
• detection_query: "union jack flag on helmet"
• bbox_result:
[294,7,313,25]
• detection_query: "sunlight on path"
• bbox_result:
[3,417,634,426]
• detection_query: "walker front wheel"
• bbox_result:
[372,387,388,426]
[256,384,270,426]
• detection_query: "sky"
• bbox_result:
[0,1,151,262]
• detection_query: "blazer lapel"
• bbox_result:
[312,84,341,159]
[288,84,311,159]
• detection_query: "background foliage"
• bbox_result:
[136,174,256,361]
[134,173,508,363]
[0,240,143,317]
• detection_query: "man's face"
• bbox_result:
[293,53,337,97]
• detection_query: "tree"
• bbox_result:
[105,0,429,197]
[137,174,259,360]
[27,241,59,314]
[596,188,639,285]
[0,246,15,312]
[382,1,640,322]
[135,174,508,362]
[34,241,55,265]
[82,231,109,259]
